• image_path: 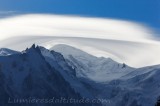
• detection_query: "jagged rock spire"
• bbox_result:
[31,43,36,48]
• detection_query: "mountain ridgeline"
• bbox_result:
[0,44,99,106]
[0,44,160,106]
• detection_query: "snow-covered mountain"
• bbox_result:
[0,44,98,106]
[0,48,20,56]
[0,44,160,106]
[52,44,134,82]
[39,46,94,98]
[52,44,160,106]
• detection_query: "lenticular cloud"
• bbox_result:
[0,14,160,67]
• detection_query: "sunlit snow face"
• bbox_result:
[0,14,160,68]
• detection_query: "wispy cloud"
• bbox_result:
[0,14,155,42]
[0,14,159,67]
[0,11,19,18]
[0,11,17,14]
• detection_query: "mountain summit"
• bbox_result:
[0,44,160,106]
[0,45,97,106]
[52,44,134,82]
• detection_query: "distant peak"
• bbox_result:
[24,44,42,54]
[0,48,20,56]
[53,44,80,51]
[52,44,97,59]
[29,44,41,50]
[31,44,36,48]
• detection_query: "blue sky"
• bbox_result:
[0,0,160,33]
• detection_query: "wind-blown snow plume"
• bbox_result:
[0,14,160,67]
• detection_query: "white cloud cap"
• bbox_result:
[0,14,160,67]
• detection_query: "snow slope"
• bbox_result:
[39,46,94,98]
[0,45,97,106]
[52,44,160,106]
[52,44,134,82]
[0,48,20,56]
[0,44,160,106]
